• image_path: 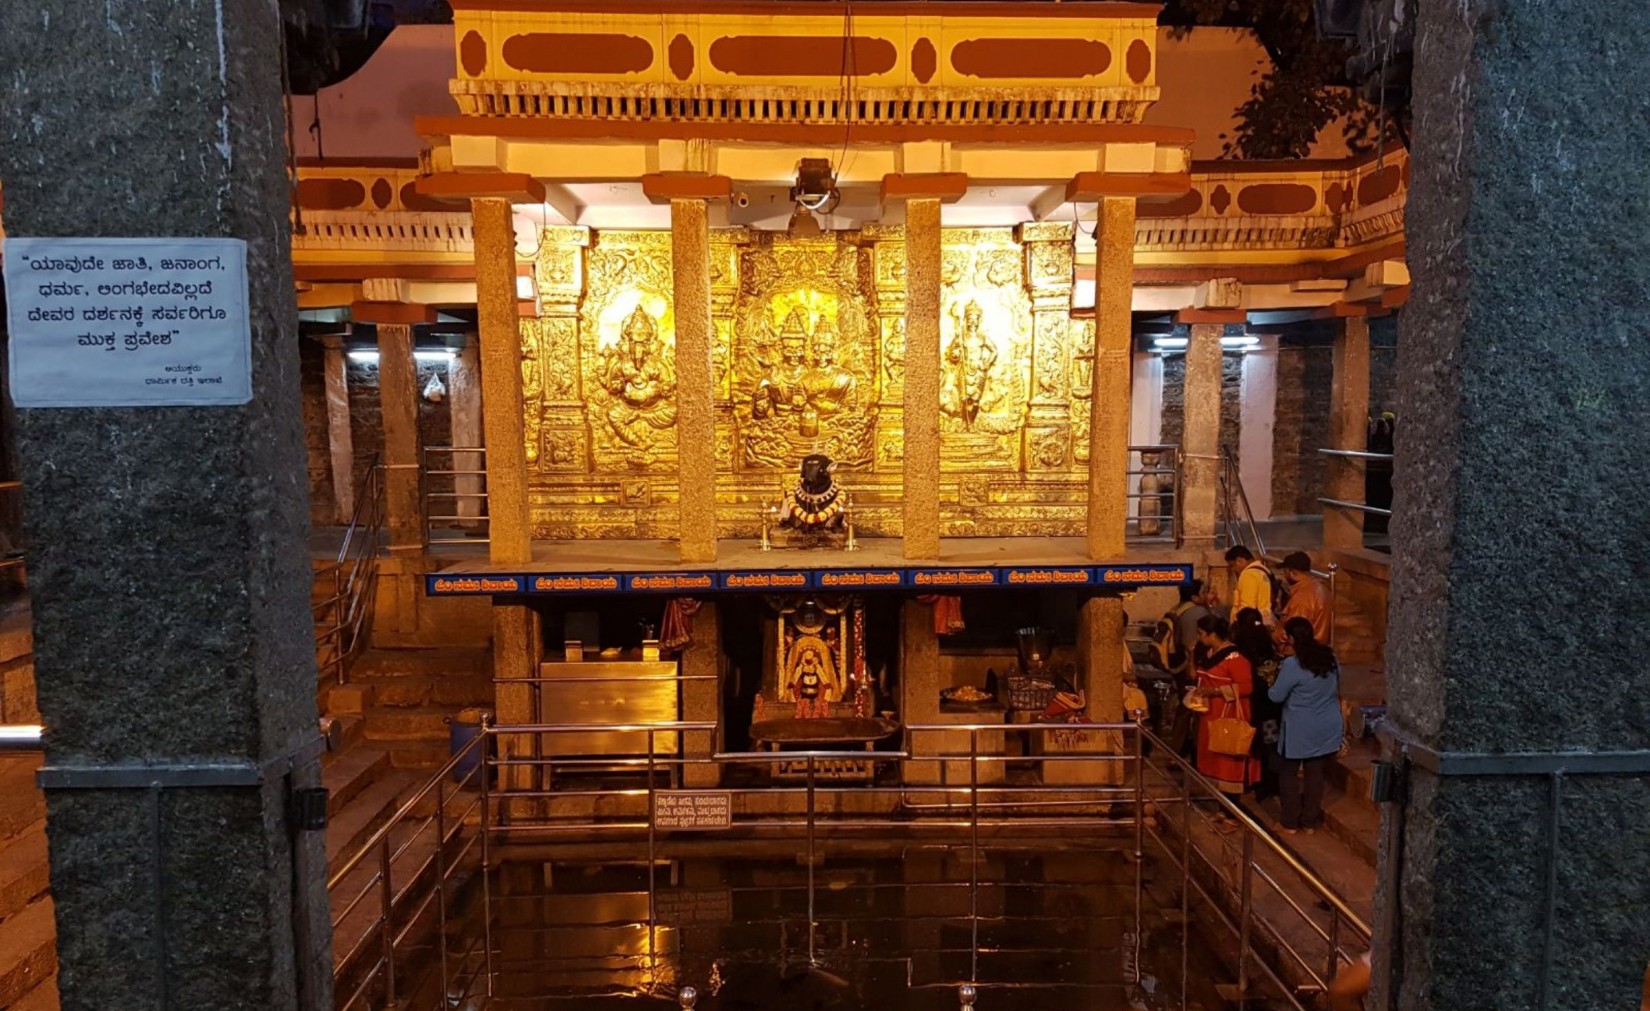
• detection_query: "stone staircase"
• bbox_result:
[326,647,494,771]
[1332,593,1384,668]
[0,753,54,1011]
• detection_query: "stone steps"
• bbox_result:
[0,896,56,1010]
[0,756,54,1011]
[324,745,392,816]
[327,767,425,879]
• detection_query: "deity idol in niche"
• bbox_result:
[941,300,1001,428]
[597,305,678,451]
[751,307,812,427]
[784,634,841,720]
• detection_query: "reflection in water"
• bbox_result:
[441,844,1259,1011]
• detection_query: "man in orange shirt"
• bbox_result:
[1279,551,1331,642]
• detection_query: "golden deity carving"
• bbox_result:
[735,235,877,470]
[595,305,678,463]
[882,317,906,383]
[941,300,1002,428]
[520,324,544,465]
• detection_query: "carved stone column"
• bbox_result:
[1325,314,1370,550]
[449,339,483,526]
[529,226,591,480]
[320,335,356,524]
[1181,323,1223,549]
[472,196,530,565]
[902,197,943,560]
[1019,222,1078,474]
[1086,196,1136,560]
[349,304,433,555]
[671,197,718,562]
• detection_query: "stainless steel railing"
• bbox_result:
[1317,447,1396,518]
[1218,445,1342,646]
[326,716,1370,1009]
[422,446,489,545]
[313,455,383,686]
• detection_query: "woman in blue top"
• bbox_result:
[1268,617,1344,834]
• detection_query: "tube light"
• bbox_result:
[345,349,457,364]
[1221,335,1260,349]
[1152,337,1188,351]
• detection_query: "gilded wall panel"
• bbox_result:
[524,224,1107,539]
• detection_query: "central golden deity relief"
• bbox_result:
[597,305,678,459]
[734,236,878,469]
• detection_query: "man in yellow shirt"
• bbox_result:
[1225,545,1275,625]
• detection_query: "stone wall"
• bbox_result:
[1159,349,1244,461]
[1370,314,1400,418]
[1271,344,1334,517]
[299,340,335,527]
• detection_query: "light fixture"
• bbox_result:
[345,349,457,364]
[790,157,839,216]
[1152,337,1188,351]
[1221,335,1261,349]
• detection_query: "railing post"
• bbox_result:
[959,983,977,1009]
[1133,722,1145,861]
[1327,562,1341,650]
[435,770,449,1003]
[806,754,817,967]
[647,730,658,983]
[480,719,494,997]
[379,839,397,1009]
[970,727,980,986]
[1327,907,1342,986]
[1237,830,1253,997]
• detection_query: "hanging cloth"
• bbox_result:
[660,598,701,651]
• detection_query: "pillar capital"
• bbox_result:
[641,172,731,203]
[881,173,969,203]
[415,170,545,204]
[350,300,437,326]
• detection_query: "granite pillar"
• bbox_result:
[670,198,718,563]
[472,197,531,566]
[679,601,721,788]
[321,337,356,524]
[1372,1,1650,1008]
[449,340,484,527]
[1325,315,1370,550]
[1180,324,1223,549]
[377,321,425,554]
[1087,197,1136,560]
[492,604,541,814]
[0,0,331,1006]
[902,198,943,560]
[1046,596,1126,786]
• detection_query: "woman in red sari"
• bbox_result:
[1193,614,1258,823]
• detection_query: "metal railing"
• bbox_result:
[1219,446,1341,647]
[327,717,1370,1009]
[314,456,383,686]
[1317,447,1395,518]
[422,446,488,545]
[1127,443,1183,545]
[329,729,490,1011]
[0,481,25,591]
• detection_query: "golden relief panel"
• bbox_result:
[579,232,679,468]
[733,234,877,470]
[524,225,1098,538]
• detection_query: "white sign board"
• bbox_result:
[2,237,252,407]
[652,791,733,831]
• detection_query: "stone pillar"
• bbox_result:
[1238,335,1278,521]
[1324,315,1370,550]
[679,602,721,787]
[449,339,484,526]
[491,604,541,814]
[902,197,943,559]
[1180,324,1223,549]
[1087,196,1136,560]
[1372,2,1650,1009]
[321,337,356,524]
[376,321,425,553]
[472,196,531,566]
[671,198,718,563]
[0,0,332,1005]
